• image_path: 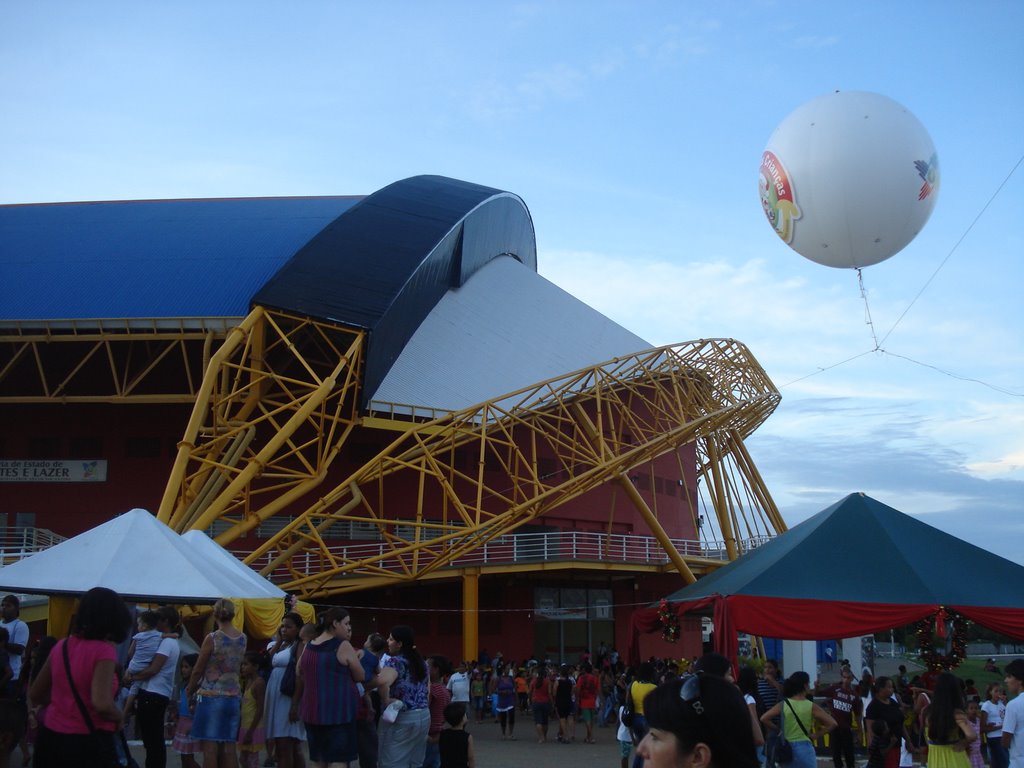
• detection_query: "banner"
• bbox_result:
[0,459,107,483]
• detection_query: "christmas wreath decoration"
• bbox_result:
[658,598,680,643]
[915,607,968,671]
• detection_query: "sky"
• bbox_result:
[2,2,1022,561]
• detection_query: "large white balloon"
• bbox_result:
[759,91,939,269]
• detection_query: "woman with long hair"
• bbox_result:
[125,604,182,768]
[187,598,246,768]
[737,666,767,759]
[760,671,836,768]
[925,672,976,768]
[30,586,132,767]
[864,676,906,768]
[636,673,760,768]
[376,625,430,768]
[295,607,364,768]
[265,611,306,768]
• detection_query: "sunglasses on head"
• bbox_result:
[680,673,703,714]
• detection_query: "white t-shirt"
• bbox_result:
[984,699,1007,731]
[1003,693,1024,767]
[447,671,471,702]
[140,636,180,698]
[0,618,28,678]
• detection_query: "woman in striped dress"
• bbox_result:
[295,607,365,768]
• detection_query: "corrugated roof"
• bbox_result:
[369,256,650,412]
[0,196,362,322]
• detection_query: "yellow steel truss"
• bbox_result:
[0,320,229,403]
[157,307,366,536]
[236,338,783,598]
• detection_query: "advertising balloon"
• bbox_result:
[759,91,939,269]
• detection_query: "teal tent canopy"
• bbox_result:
[632,493,1024,662]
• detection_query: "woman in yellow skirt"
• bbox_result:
[925,672,977,768]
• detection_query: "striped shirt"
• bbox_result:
[300,637,358,725]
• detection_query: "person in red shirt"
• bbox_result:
[820,666,863,768]
[576,662,600,744]
[424,656,452,768]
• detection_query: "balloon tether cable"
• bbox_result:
[856,268,881,352]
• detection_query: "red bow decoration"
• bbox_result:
[935,607,948,638]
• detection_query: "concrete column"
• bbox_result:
[842,637,871,681]
[462,570,479,663]
[782,639,818,680]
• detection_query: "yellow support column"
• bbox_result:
[462,570,479,663]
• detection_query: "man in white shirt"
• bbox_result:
[0,595,29,684]
[1003,659,1024,768]
[447,661,471,704]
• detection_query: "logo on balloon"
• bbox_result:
[914,153,939,201]
[759,150,801,244]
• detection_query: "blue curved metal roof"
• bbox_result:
[0,196,361,322]
[255,175,537,403]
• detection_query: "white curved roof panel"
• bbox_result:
[369,256,649,414]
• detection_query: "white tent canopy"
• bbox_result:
[180,529,285,600]
[0,508,284,602]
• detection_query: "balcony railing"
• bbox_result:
[243,530,775,582]
[0,526,774,586]
[0,527,67,564]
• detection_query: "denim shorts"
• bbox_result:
[191,694,241,742]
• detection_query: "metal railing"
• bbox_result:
[243,529,775,582]
[0,527,67,563]
[0,525,775,585]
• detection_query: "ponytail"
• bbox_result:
[390,625,427,683]
[316,607,350,635]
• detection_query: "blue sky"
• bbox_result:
[3,2,1022,561]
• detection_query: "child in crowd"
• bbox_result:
[515,669,529,713]
[112,665,138,768]
[122,610,164,721]
[868,719,889,768]
[171,654,200,768]
[471,670,485,724]
[966,700,984,768]
[439,702,474,768]
[616,704,632,768]
[238,652,266,768]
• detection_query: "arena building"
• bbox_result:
[1,175,784,662]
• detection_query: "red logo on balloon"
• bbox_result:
[759,151,802,243]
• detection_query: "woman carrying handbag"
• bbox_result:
[29,587,133,768]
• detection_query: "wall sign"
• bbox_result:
[0,459,108,483]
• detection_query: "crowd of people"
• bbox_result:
[2,590,1024,768]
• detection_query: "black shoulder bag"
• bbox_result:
[280,641,298,696]
[775,698,812,764]
[61,640,120,768]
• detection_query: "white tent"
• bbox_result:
[180,529,285,600]
[0,508,283,602]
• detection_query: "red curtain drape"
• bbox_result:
[954,606,1024,640]
[628,596,718,665]
[727,596,938,639]
[630,596,1024,669]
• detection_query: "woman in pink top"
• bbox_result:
[29,586,132,767]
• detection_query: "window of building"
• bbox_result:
[28,437,62,458]
[70,436,103,457]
